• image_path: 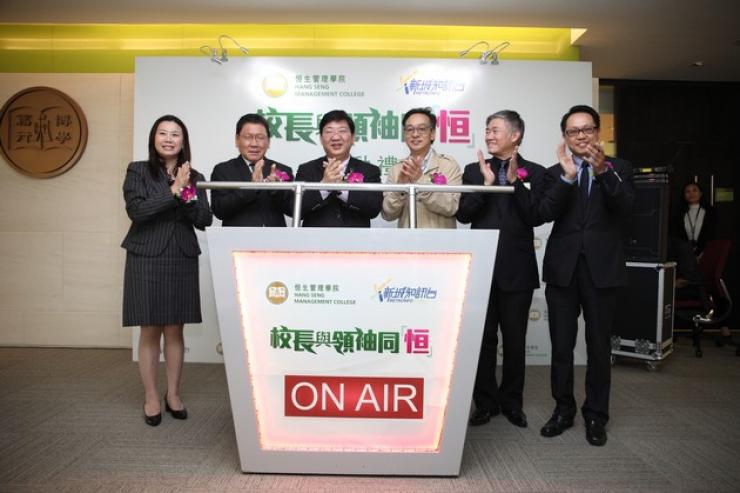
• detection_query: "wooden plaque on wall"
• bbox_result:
[0,86,88,178]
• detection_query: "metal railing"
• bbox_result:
[197,181,515,228]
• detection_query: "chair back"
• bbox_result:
[698,240,731,299]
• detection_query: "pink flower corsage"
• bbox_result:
[605,161,614,170]
[274,170,291,182]
[179,184,198,203]
[431,172,447,185]
[516,168,529,181]
[346,172,364,183]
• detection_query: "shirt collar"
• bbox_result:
[421,148,434,173]
[241,155,255,168]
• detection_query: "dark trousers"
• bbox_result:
[472,284,533,413]
[545,255,616,425]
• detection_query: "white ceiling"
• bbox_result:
[2,0,739,81]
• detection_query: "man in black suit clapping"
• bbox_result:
[295,110,382,227]
[457,110,556,429]
[540,105,634,446]
[211,113,294,227]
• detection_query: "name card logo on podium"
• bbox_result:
[285,375,424,419]
[266,281,289,304]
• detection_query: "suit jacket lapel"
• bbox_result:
[344,157,356,179]
[425,151,439,176]
[153,166,171,194]
[233,157,252,181]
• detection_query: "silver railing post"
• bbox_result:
[408,185,417,229]
[292,183,303,228]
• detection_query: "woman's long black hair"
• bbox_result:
[146,114,194,181]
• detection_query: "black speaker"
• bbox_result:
[624,174,670,262]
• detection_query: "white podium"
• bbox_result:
[207,227,498,476]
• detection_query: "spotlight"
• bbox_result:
[200,35,249,64]
[458,41,510,65]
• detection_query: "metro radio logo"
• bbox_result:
[284,375,424,419]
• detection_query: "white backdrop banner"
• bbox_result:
[133,57,592,364]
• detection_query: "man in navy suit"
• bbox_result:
[211,113,294,226]
[539,105,635,446]
[458,110,562,429]
[295,110,382,227]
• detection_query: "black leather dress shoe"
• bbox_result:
[468,407,500,426]
[502,409,528,428]
[165,394,188,420]
[540,413,574,437]
[585,419,607,446]
[143,404,161,427]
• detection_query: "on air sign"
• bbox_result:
[285,375,424,419]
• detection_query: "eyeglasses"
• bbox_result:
[404,125,432,135]
[322,128,352,137]
[240,134,268,143]
[564,126,597,138]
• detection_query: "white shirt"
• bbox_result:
[684,203,705,242]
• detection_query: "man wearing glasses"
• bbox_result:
[540,105,634,446]
[382,107,462,228]
[211,113,294,226]
[295,109,382,227]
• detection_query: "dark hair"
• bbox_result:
[560,105,601,133]
[680,181,709,210]
[402,107,437,129]
[147,115,197,182]
[319,110,355,135]
[486,110,525,145]
[236,113,271,138]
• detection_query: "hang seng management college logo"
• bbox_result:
[266,281,289,304]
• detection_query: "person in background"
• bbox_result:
[121,115,213,426]
[211,113,294,226]
[670,181,731,344]
[672,181,716,257]
[382,107,461,228]
[295,110,382,227]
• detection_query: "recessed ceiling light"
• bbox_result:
[691,61,704,67]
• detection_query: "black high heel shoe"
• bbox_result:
[143,404,161,427]
[164,393,188,420]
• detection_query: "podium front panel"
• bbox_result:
[207,228,498,475]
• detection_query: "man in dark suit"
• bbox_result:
[458,110,561,428]
[540,105,635,446]
[211,113,294,226]
[295,110,382,227]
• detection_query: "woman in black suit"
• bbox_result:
[670,181,731,342]
[121,115,212,426]
[673,181,716,257]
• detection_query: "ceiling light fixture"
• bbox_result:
[200,35,249,64]
[458,41,511,65]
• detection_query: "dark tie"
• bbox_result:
[497,159,509,185]
[579,161,590,202]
